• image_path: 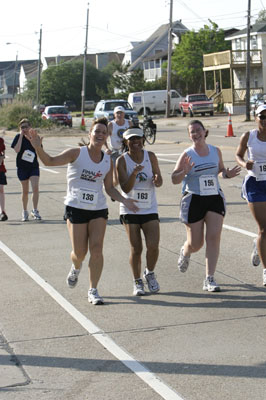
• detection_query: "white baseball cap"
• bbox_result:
[255,104,266,115]
[123,128,144,140]
[114,106,125,113]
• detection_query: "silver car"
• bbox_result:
[93,100,139,126]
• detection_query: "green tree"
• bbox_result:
[171,21,230,93]
[107,63,146,97]
[20,59,113,107]
[256,9,266,22]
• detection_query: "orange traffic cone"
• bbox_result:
[225,113,235,137]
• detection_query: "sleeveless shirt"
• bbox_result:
[183,144,221,195]
[64,146,111,210]
[120,150,158,215]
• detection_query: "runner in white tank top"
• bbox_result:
[236,104,266,286]
[106,106,132,187]
[117,127,163,297]
[28,118,138,305]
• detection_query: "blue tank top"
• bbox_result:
[183,144,221,195]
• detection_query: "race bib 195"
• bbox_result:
[199,175,218,196]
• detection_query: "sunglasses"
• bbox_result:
[21,125,29,129]
[258,115,266,120]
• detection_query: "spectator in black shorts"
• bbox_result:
[0,137,8,221]
[11,119,41,221]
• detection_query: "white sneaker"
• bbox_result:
[143,270,160,293]
[22,210,29,222]
[251,238,260,267]
[88,288,104,305]
[178,246,190,272]
[263,270,266,287]
[203,276,220,292]
[66,264,82,288]
[133,278,145,296]
[31,209,42,220]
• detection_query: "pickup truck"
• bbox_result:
[179,94,214,117]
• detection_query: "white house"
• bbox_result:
[203,22,266,114]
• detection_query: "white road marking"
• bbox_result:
[155,153,181,156]
[40,167,60,174]
[0,240,184,400]
[158,158,177,163]
[223,224,257,238]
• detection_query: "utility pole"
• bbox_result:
[12,52,18,99]
[245,0,251,121]
[165,0,173,118]
[36,25,42,108]
[81,4,89,127]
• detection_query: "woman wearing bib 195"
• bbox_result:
[117,127,163,296]
[236,104,266,286]
[28,118,138,305]
[172,120,240,292]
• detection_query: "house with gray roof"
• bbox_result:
[0,60,38,105]
[123,20,188,81]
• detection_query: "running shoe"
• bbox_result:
[133,278,145,296]
[66,264,82,288]
[263,270,266,287]
[22,210,29,222]
[0,212,8,221]
[203,276,221,292]
[31,209,42,220]
[143,270,160,293]
[178,246,190,273]
[88,288,104,305]
[251,238,260,267]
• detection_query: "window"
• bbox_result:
[155,59,160,68]
[251,35,257,49]
[150,60,154,69]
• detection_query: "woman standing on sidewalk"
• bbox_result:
[28,118,138,305]
[235,104,266,286]
[172,120,240,292]
[0,137,8,221]
[11,119,41,221]
[117,127,163,296]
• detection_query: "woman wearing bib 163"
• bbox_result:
[172,120,240,292]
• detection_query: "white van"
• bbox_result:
[128,90,184,115]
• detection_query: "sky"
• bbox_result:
[0,0,265,62]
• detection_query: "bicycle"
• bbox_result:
[140,115,157,144]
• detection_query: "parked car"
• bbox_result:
[84,100,95,110]
[93,99,139,126]
[33,104,45,113]
[42,106,73,127]
[64,100,76,112]
[179,94,214,117]
[250,93,266,115]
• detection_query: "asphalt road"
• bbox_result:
[1,114,266,400]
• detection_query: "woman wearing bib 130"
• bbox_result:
[172,120,240,292]
[28,117,138,305]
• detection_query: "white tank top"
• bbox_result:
[64,146,111,210]
[247,129,266,178]
[120,150,158,215]
[108,119,130,151]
